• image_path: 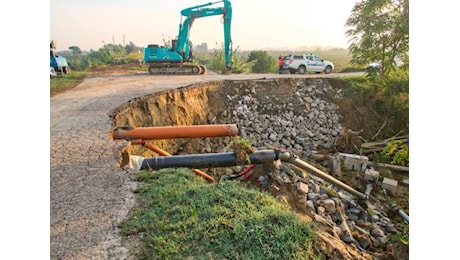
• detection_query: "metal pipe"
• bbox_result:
[130,139,215,183]
[398,209,409,224]
[112,124,240,141]
[391,202,409,223]
[278,151,368,200]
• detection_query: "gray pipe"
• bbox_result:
[398,209,409,223]
[139,150,276,170]
[130,149,368,200]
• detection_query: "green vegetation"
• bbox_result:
[50,71,87,96]
[63,43,143,71]
[346,0,409,80]
[196,47,357,73]
[387,223,409,245]
[338,69,408,139]
[233,137,253,151]
[246,50,278,73]
[119,168,319,259]
[230,137,256,164]
[50,42,144,96]
[49,44,358,98]
[380,140,409,166]
[205,44,253,74]
[334,68,408,166]
[53,40,359,77]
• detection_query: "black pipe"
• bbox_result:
[131,149,368,200]
[139,150,276,170]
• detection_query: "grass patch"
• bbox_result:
[50,71,87,97]
[126,64,148,72]
[387,222,409,245]
[119,168,319,259]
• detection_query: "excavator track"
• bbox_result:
[147,63,206,75]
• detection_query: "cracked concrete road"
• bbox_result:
[50,71,361,259]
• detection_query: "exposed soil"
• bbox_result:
[108,67,409,259]
[50,64,407,259]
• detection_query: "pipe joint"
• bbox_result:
[278,150,294,162]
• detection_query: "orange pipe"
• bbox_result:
[130,139,215,183]
[131,139,172,156]
[112,124,239,140]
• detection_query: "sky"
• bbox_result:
[50,0,359,52]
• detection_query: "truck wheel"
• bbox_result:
[298,66,306,74]
[324,65,332,74]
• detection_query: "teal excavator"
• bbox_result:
[144,0,233,75]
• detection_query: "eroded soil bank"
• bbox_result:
[111,78,409,259]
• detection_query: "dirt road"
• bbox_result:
[50,71,363,259]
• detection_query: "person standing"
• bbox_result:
[50,40,56,57]
[278,55,284,74]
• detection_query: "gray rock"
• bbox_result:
[359,211,369,222]
[321,199,336,212]
[319,187,328,195]
[371,237,380,248]
[319,194,329,200]
[378,236,387,245]
[306,200,315,211]
[358,237,371,250]
[385,224,398,234]
[269,133,277,142]
[348,208,361,216]
[205,143,212,153]
[340,231,355,244]
[371,227,385,237]
[307,192,320,201]
[347,214,358,221]
[309,182,321,193]
[282,138,291,147]
[354,225,370,235]
[371,214,380,221]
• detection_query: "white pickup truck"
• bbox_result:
[283,53,334,74]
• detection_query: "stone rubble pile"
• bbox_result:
[274,163,402,256]
[202,78,406,256]
[225,79,343,158]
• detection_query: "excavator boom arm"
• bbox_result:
[143,0,233,75]
[175,0,233,71]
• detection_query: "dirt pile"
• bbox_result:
[111,78,408,259]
